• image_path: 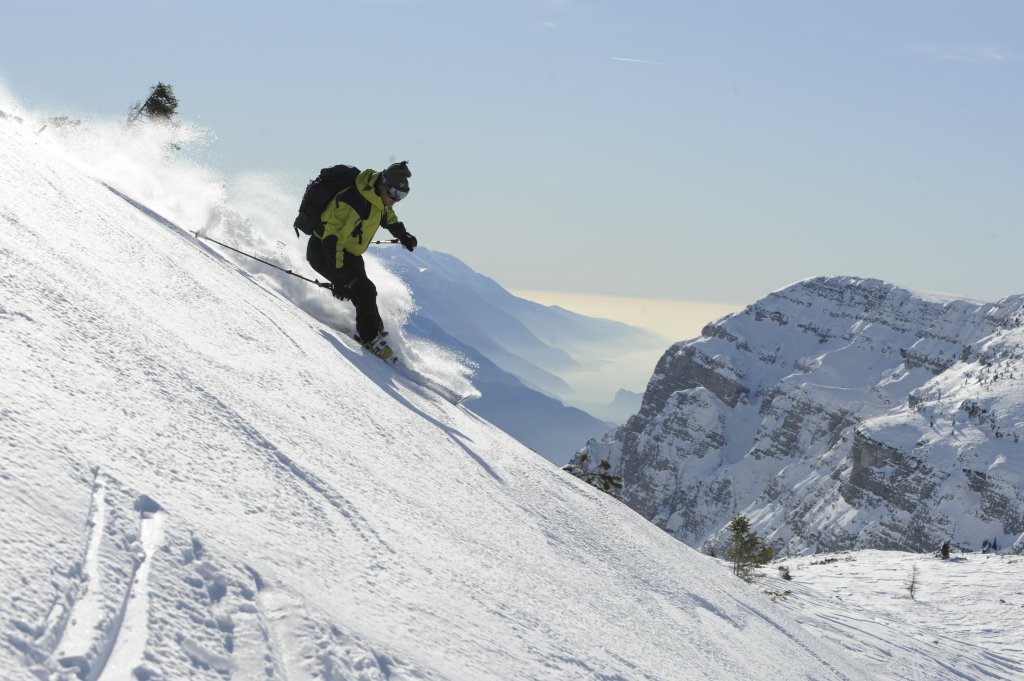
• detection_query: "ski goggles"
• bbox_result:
[385,184,409,201]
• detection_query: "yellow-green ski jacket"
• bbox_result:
[318,169,401,270]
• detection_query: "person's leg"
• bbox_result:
[335,254,384,342]
[305,235,335,281]
[349,277,384,342]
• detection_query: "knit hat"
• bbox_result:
[382,161,412,192]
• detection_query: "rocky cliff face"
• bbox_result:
[579,277,1024,555]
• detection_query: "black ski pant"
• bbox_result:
[306,236,384,343]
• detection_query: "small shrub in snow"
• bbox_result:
[562,452,623,498]
[764,589,792,602]
[906,564,920,600]
[981,537,1000,553]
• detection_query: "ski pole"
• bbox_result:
[371,239,400,244]
[193,231,334,289]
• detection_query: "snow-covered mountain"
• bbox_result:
[0,100,883,680]
[578,277,1024,556]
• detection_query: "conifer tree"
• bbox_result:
[562,452,623,498]
[724,515,774,582]
[127,82,179,124]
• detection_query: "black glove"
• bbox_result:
[386,221,417,251]
[398,232,418,252]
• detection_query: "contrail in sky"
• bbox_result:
[610,57,663,65]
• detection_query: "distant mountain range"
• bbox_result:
[578,276,1024,556]
[375,247,663,464]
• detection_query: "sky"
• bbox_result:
[512,287,740,344]
[2,0,1024,312]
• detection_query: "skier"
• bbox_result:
[305,161,418,362]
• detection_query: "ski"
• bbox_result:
[356,334,469,406]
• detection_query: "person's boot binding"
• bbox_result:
[363,332,396,363]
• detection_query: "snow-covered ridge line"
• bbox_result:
[581,275,1024,557]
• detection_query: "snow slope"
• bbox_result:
[767,550,1024,680]
[0,109,874,679]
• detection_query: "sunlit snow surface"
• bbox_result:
[770,551,1024,680]
[1,96,1021,680]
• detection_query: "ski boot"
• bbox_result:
[360,332,396,364]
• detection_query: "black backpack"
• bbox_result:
[293,164,361,238]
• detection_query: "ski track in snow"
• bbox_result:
[98,506,165,681]
[768,551,1024,680]
[52,471,110,676]
[173,372,402,566]
[3,466,399,680]
[43,472,160,681]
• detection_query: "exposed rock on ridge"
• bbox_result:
[579,276,1024,555]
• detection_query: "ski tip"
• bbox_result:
[450,393,475,407]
